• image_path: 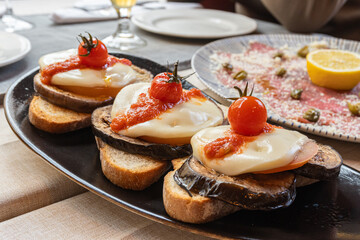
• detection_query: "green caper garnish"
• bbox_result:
[303,108,320,122]
[291,89,303,100]
[273,52,284,59]
[233,70,247,81]
[275,67,287,77]
[222,62,233,72]
[297,46,309,58]
[347,102,360,116]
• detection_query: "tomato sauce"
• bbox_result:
[204,123,276,159]
[40,56,132,85]
[110,88,205,132]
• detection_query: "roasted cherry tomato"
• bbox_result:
[228,96,267,136]
[149,62,182,103]
[78,32,108,68]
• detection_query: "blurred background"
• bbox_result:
[0,0,359,40]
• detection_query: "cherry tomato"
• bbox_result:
[228,96,267,136]
[78,33,108,68]
[149,72,183,103]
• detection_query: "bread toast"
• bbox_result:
[163,170,239,224]
[96,137,170,191]
[29,95,91,133]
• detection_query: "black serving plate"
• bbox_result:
[4,54,360,240]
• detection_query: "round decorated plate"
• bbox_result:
[192,34,360,143]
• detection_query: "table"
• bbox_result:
[1,7,360,240]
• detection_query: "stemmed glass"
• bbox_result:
[103,0,146,51]
[1,0,33,32]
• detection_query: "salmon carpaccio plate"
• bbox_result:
[210,41,360,141]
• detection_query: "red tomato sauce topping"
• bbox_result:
[110,88,205,132]
[204,123,276,159]
[40,56,132,85]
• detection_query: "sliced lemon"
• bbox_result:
[306,49,360,90]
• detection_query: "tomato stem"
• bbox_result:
[78,32,99,57]
[227,82,254,100]
[166,61,195,84]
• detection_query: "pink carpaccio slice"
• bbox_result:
[211,41,360,137]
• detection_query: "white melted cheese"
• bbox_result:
[110,83,223,139]
[191,125,309,176]
[39,49,138,88]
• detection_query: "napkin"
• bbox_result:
[51,1,202,24]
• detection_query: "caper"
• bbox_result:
[303,108,320,122]
[297,46,309,58]
[273,52,284,59]
[291,89,303,100]
[233,70,247,81]
[347,102,360,116]
[275,67,287,77]
[222,63,233,72]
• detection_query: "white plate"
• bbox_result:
[132,9,257,39]
[0,31,31,67]
[192,34,360,143]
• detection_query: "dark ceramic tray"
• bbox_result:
[4,54,360,240]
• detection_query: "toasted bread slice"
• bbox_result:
[171,158,187,170]
[165,158,239,223]
[163,170,239,224]
[29,95,91,133]
[96,137,170,191]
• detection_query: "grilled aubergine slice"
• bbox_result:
[174,156,297,210]
[294,144,342,180]
[91,105,192,161]
[34,73,114,113]
[174,143,342,210]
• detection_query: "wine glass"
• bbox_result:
[102,0,146,51]
[1,0,33,32]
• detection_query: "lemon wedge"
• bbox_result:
[306,49,360,90]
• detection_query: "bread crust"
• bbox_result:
[163,171,239,224]
[96,138,170,191]
[29,95,91,133]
